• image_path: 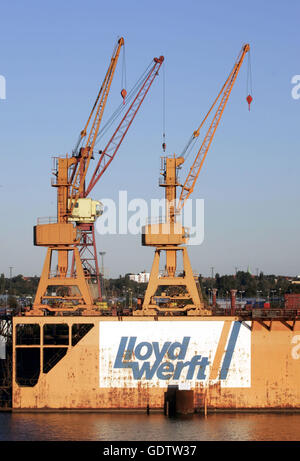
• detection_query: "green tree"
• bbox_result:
[8,295,18,309]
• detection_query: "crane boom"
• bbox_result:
[177,44,250,212]
[86,56,164,196]
[68,37,124,216]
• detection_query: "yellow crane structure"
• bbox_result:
[31,38,124,315]
[30,38,164,315]
[136,44,250,316]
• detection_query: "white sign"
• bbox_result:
[99,321,251,389]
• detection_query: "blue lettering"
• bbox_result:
[156,362,174,380]
[113,336,209,381]
[125,337,137,360]
[153,341,171,362]
[167,337,190,360]
[173,361,186,379]
[130,361,155,379]
[186,355,204,379]
[130,341,172,379]
[135,342,152,360]
[196,357,210,379]
[114,337,129,367]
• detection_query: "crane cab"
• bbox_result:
[68,198,104,223]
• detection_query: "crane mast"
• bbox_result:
[137,44,250,317]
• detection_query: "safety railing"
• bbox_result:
[48,271,78,279]
[212,307,300,319]
[145,217,166,225]
[37,217,57,225]
[158,176,181,186]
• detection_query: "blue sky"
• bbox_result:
[0,0,300,278]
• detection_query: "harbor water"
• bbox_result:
[0,412,300,441]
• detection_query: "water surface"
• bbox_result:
[0,412,300,441]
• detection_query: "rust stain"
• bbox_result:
[210,321,232,380]
[11,317,300,410]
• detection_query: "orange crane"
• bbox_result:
[136,44,250,316]
[30,38,164,316]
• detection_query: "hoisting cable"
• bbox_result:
[72,38,121,156]
[121,42,127,104]
[94,60,154,147]
[180,56,239,160]
[246,49,253,111]
[180,71,231,160]
[162,61,166,152]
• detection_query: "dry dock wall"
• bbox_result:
[12,316,300,410]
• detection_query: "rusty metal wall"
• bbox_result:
[12,316,300,410]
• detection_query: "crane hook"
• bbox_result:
[246,94,253,111]
[121,88,127,104]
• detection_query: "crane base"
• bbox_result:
[137,246,206,316]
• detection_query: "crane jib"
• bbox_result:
[85,57,164,197]
[177,44,250,213]
[68,38,125,214]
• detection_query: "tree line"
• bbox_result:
[0,271,298,305]
[199,271,296,299]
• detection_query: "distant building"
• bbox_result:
[129,272,150,283]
